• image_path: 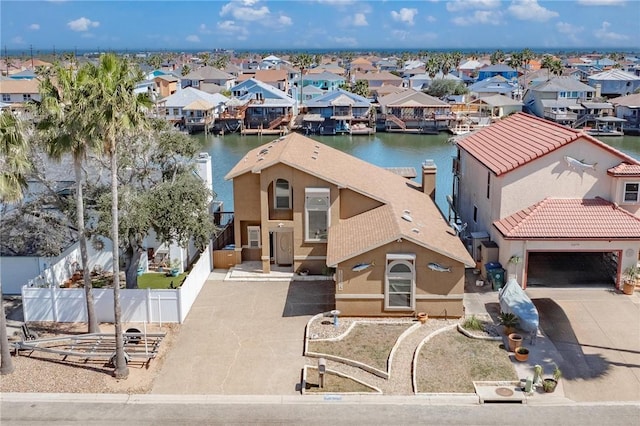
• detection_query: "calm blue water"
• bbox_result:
[194,132,640,214]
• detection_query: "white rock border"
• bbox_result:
[411,323,458,394]
[457,323,502,341]
[301,365,382,395]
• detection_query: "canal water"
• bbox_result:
[193,132,640,215]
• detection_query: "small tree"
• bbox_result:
[352,80,370,98]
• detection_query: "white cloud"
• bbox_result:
[556,22,584,34]
[11,36,26,45]
[391,8,418,26]
[392,30,409,40]
[577,0,625,5]
[446,0,500,12]
[316,0,356,5]
[67,17,99,32]
[508,0,558,22]
[330,36,357,47]
[278,15,292,26]
[426,15,436,23]
[186,35,201,42]
[217,20,249,37]
[220,1,270,21]
[28,23,40,30]
[353,13,368,26]
[452,10,502,26]
[595,21,629,40]
[199,24,212,34]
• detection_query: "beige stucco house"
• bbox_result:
[454,112,640,289]
[225,133,475,317]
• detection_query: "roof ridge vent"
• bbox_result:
[401,213,413,222]
[411,228,420,233]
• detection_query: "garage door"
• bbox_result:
[526,252,618,287]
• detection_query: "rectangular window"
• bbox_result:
[274,179,291,209]
[305,188,329,242]
[486,171,491,199]
[173,108,180,116]
[473,205,478,223]
[247,226,261,248]
[624,183,640,203]
[2,94,10,102]
[22,94,31,101]
[385,254,416,310]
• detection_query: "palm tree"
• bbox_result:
[37,63,101,334]
[521,48,535,90]
[291,53,313,106]
[425,56,440,79]
[353,80,369,98]
[181,64,191,76]
[490,49,505,65]
[212,55,228,70]
[0,110,32,375]
[451,51,463,71]
[440,53,454,76]
[541,55,563,76]
[85,53,151,379]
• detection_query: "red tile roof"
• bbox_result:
[493,197,640,240]
[456,112,639,176]
[608,162,640,177]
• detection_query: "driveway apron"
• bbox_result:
[151,277,334,395]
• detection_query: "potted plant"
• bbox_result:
[170,258,181,277]
[498,312,519,335]
[514,346,529,362]
[622,265,638,295]
[542,366,562,393]
[417,312,428,324]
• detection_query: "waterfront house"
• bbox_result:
[453,112,640,289]
[157,87,228,132]
[227,78,297,134]
[522,76,596,126]
[181,66,236,91]
[587,69,640,98]
[469,94,523,119]
[302,89,373,135]
[224,133,475,317]
[610,93,640,135]
[377,88,454,132]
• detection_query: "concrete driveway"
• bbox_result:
[151,273,334,395]
[528,288,640,402]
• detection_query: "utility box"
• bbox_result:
[480,241,499,279]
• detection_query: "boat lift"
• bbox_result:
[12,329,166,368]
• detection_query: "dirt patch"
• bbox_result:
[1,321,179,394]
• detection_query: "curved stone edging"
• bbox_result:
[411,323,459,394]
[301,365,383,395]
[386,322,421,378]
[306,350,389,379]
[457,323,502,341]
[303,313,324,356]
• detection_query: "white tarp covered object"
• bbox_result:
[499,277,539,333]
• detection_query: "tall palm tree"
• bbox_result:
[292,53,313,107]
[85,53,151,379]
[37,63,101,334]
[0,110,32,375]
[490,49,505,65]
[440,53,454,76]
[425,56,440,79]
[451,51,463,71]
[521,48,535,90]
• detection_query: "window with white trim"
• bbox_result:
[247,226,261,248]
[624,183,639,203]
[385,254,416,310]
[305,188,329,242]
[274,179,291,209]
[2,94,10,102]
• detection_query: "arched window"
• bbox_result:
[274,179,291,209]
[385,254,415,310]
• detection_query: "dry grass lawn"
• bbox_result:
[305,368,377,393]
[308,323,410,372]
[417,329,517,393]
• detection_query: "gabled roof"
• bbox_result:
[354,71,402,82]
[378,88,449,107]
[530,76,595,93]
[479,64,517,73]
[183,66,234,81]
[0,78,39,94]
[469,76,517,94]
[471,94,523,107]
[154,74,179,83]
[254,69,288,82]
[456,112,639,176]
[183,99,213,111]
[225,133,475,267]
[231,78,295,105]
[305,89,370,108]
[459,60,483,70]
[303,71,345,82]
[608,162,640,177]
[494,197,640,240]
[161,87,228,108]
[588,69,640,82]
[609,93,640,108]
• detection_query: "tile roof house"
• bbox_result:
[453,112,640,289]
[225,133,474,317]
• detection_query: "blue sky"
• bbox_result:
[1,0,639,52]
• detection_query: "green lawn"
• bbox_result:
[137,272,188,289]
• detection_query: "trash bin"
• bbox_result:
[484,262,502,271]
[488,268,506,291]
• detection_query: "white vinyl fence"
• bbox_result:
[22,245,212,324]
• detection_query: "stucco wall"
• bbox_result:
[339,188,383,219]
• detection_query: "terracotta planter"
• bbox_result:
[623,281,635,295]
[514,347,529,362]
[542,378,557,393]
[508,333,523,352]
[417,312,428,324]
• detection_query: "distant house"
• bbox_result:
[153,74,179,98]
[523,76,596,126]
[350,57,376,73]
[302,71,345,92]
[182,66,236,91]
[454,112,640,289]
[157,87,228,132]
[246,69,290,93]
[377,88,453,132]
[409,72,462,91]
[224,133,474,317]
[469,94,523,119]
[610,93,640,135]
[303,89,373,135]
[228,78,297,132]
[354,71,403,89]
[477,64,518,81]
[0,78,40,110]
[468,75,519,98]
[587,69,640,98]
[458,59,484,79]
[308,63,346,76]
